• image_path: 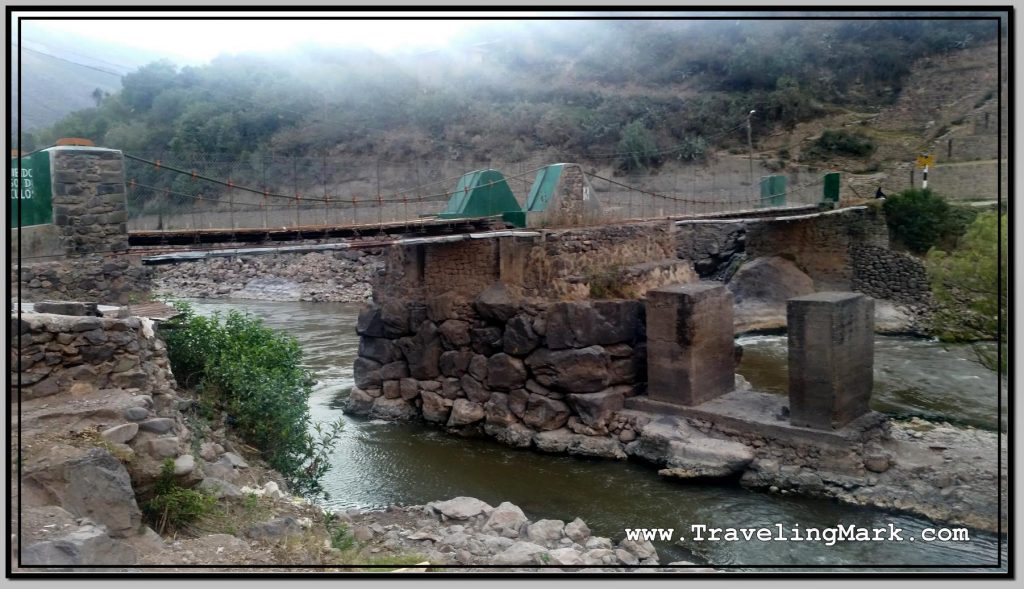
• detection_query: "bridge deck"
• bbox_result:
[127,216,507,247]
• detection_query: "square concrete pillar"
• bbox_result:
[787,292,874,430]
[646,282,735,406]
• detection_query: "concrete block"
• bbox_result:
[787,291,874,430]
[645,282,735,406]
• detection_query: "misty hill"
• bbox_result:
[11,29,182,135]
[25,19,998,175]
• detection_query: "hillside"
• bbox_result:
[21,18,1006,216]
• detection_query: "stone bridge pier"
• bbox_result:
[632,282,878,435]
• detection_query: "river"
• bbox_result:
[183,298,1006,571]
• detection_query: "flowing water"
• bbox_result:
[183,299,1006,571]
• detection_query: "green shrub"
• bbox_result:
[616,120,660,172]
[144,459,216,534]
[163,302,343,496]
[926,211,1007,371]
[809,129,876,158]
[882,189,975,255]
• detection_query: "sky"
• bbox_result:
[21,17,514,65]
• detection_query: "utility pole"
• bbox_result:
[747,110,756,188]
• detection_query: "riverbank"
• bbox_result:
[11,308,674,571]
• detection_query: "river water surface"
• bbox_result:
[185,298,1006,571]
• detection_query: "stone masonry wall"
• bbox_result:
[15,256,154,305]
[12,311,176,402]
[345,286,650,457]
[15,147,153,304]
[50,147,130,256]
[424,240,500,298]
[851,244,932,305]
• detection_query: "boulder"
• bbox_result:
[483,422,532,448]
[470,327,504,356]
[461,375,491,404]
[356,306,387,337]
[380,299,411,337]
[396,321,443,380]
[427,497,494,520]
[376,360,406,381]
[483,392,516,427]
[658,438,755,479]
[567,389,624,430]
[100,423,139,445]
[522,394,570,431]
[533,428,575,453]
[474,283,519,323]
[22,520,137,566]
[438,320,472,349]
[26,448,142,537]
[491,541,548,566]
[382,380,401,399]
[486,353,528,391]
[343,387,375,415]
[627,416,693,465]
[526,346,610,394]
[246,516,304,542]
[439,350,473,378]
[483,422,534,448]
[548,547,585,566]
[468,354,489,382]
[503,315,539,356]
[138,418,175,434]
[440,377,462,399]
[123,406,149,422]
[483,501,529,538]
[421,391,453,424]
[545,301,643,349]
[508,388,529,418]
[568,436,627,460]
[399,378,420,401]
[564,518,591,544]
[197,477,243,499]
[353,357,383,389]
[173,454,195,476]
[358,337,400,365]
[526,519,565,547]
[447,399,485,427]
[369,397,418,421]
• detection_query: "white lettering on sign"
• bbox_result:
[10,167,33,199]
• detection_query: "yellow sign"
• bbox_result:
[916,155,934,168]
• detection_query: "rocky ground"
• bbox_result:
[153,250,384,303]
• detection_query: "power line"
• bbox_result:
[14,44,126,78]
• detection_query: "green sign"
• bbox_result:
[822,172,841,203]
[10,150,53,227]
[758,175,787,208]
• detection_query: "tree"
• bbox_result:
[926,211,1007,372]
[616,120,659,172]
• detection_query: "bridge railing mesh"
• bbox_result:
[124,151,829,232]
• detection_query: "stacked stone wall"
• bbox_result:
[12,311,176,402]
[346,287,649,457]
[851,244,932,305]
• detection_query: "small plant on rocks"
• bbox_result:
[144,459,216,534]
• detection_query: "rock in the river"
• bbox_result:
[483,502,529,538]
[427,497,494,520]
[447,399,485,427]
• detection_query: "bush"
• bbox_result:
[144,459,216,534]
[163,302,343,496]
[926,211,1008,371]
[809,129,876,158]
[882,189,975,255]
[616,120,660,172]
